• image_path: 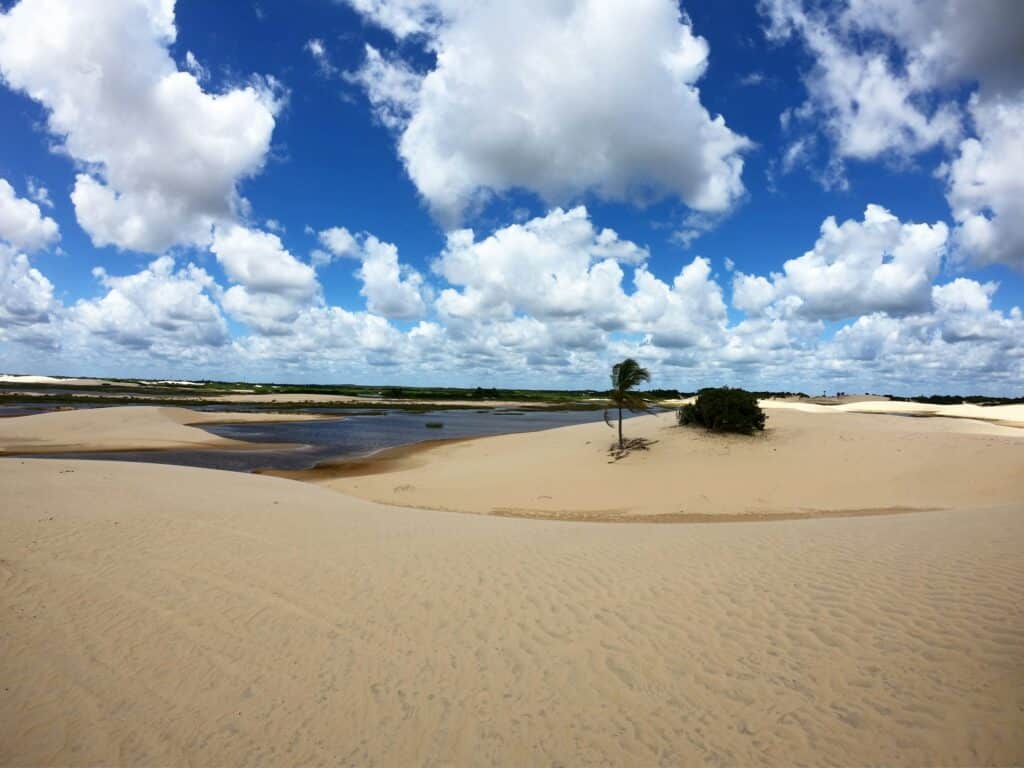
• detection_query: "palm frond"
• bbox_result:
[610,358,651,393]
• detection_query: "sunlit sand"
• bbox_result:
[1,404,1022,765]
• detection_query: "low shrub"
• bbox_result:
[676,402,700,426]
[676,387,766,434]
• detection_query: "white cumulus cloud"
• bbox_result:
[944,94,1024,270]
[0,0,281,253]
[733,205,948,321]
[317,225,427,319]
[0,244,60,343]
[761,0,961,161]
[73,255,228,353]
[433,206,644,324]
[350,0,751,224]
[0,178,59,252]
[211,225,320,333]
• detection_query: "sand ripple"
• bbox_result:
[1,459,1022,766]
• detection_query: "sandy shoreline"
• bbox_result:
[2,457,1022,766]
[3,403,1020,522]
[0,405,338,454]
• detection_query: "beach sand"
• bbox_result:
[295,408,1024,521]
[762,398,1024,428]
[0,405,336,454]
[1,405,1022,765]
[2,458,1023,766]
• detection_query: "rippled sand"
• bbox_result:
[2,458,1022,766]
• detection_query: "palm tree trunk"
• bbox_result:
[618,405,623,449]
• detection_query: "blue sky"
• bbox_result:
[0,0,1021,393]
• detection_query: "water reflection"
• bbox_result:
[28,407,623,473]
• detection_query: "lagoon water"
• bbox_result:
[31,407,620,473]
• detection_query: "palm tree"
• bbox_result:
[604,358,653,450]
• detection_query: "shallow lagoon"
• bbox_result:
[28,407,625,473]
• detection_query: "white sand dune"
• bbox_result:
[762,397,1024,427]
[1,458,1021,766]
[307,409,1024,521]
[0,374,134,387]
[0,405,333,454]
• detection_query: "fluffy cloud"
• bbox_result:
[762,0,1024,271]
[431,206,727,373]
[829,0,1024,270]
[931,278,1020,343]
[0,245,60,349]
[0,0,280,253]
[345,0,440,38]
[762,0,961,161]
[828,278,1024,389]
[841,0,1024,96]
[350,0,751,224]
[433,206,644,324]
[3,198,1020,392]
[0,178,59,252]
[72,256,228,353]
[734,205,948,320]
[234,304,410,369]
[211,225,320,332]
[316,227,359,261]
[0,180,61,349]
[629,258,727,349]
[212,225,317,297]
[349,45,421,132]
[324,230,427,319]
[944,94,1024,270]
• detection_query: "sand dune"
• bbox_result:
[0,405,334,454]
[762,397,1024,427]
[301,409,1024,521]
[1,458,1021,766]
[0,374,135,387]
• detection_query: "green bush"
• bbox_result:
[676,387,766,434]
[676,402,700,426]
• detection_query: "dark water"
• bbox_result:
[28,407,623,473]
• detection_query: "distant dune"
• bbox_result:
[762,397,1024,427]
[305,408,1023,521]
[0,374,134,387]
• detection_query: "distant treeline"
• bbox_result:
[2,377,1019,406]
